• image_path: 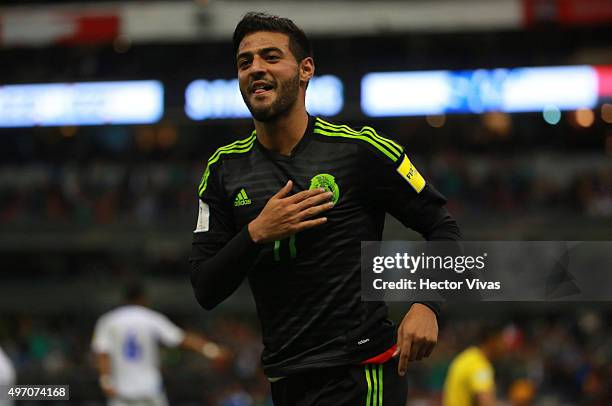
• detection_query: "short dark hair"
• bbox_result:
[232,12,312,62]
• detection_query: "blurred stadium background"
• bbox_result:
[0,0,611,404]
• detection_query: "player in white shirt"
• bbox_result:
[92,283,226,406]
[0,345,16,406]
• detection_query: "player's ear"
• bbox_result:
[299,57,315,84]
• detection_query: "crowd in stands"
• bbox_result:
[0,311,609,405]
[1,155,610,229]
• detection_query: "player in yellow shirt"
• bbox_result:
[443,324,508,406]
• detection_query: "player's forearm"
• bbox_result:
[181,333,228,360]
[190,226,263,310]
[424,208,462,241]
[413,301,441,318]
[95,353,116,397]
[181,333,209,352]
[417,207,462,317]
[95,353,111,376]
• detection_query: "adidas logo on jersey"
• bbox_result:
[234,188,252,207]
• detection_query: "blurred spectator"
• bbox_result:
[1,311,610,404]
[1,156,610,228]
[0,345,16,406]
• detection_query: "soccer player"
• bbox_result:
[0,345,16,406]
[92,282,226,406]
[190,12,461,405]
[442,325,508,406]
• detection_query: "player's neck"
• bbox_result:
[254,106,308,156]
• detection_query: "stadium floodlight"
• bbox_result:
[0,80,164,127]
[501,66,597,112]
[361,71,452,117]
[361,65,603,117]
[185,75,344,120]
[185,79,250,120]
[305,75,344,117]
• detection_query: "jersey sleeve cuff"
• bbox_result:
[239,225,266,255]
[412,301,441,319]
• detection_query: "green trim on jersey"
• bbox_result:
[372,364,379,406]
[364,365,383,406]
[378,364,383,406]
[317,118,403,156]
[289,234,296,259]
[273,240,281,261]
[365,366,373,406]
[198,133,256,197]
[314,118,403,162]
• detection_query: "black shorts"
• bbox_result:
[270,358,408,406]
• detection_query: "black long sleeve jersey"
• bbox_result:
[190,116,460,377]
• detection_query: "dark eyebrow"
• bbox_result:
[237,46,284,61]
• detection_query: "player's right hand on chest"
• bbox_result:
[247,180,334,243]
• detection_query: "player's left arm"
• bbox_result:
[393,191,460,375]
[180,332,231,361]
[91,319,117,398]
[93,352,116,398]
[152,313,231,361]
[361,132,462,376]
[180,333,232,361]
[394,303,439,376]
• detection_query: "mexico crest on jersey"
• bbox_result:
[309,173,340,204]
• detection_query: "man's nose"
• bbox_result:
[249,55,266,76]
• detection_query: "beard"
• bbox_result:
[241,71,300,122]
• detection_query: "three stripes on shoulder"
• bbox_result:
[314,118,404,163]
[198,131,256,197]
[199,118,412,197]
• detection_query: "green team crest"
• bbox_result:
[309,173,340,204]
